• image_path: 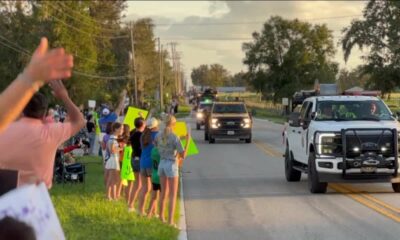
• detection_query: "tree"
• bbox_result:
[191,63,230,87]
[337,66,370,92]
[342,0,400,97]
[242,16,338,102]
[191,64,209,87]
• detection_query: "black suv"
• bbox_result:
[205,102,252,144]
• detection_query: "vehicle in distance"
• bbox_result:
[196,101,213,130]
[285,95,400,193]
[205,102,252,144]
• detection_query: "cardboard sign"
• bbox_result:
[123,107,149,130]
[120,146,135,182]
[181,137,199,156]
[0,183,65,240]
[174,122,187,137]
[88,100,96,108]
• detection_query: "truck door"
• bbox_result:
[298,101,314,162]
[290,101,309,161]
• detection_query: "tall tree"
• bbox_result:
[243,16,338,102]
[191,64,209,87]
[342,0,400,97]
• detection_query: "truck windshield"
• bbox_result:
[315,100,394,121]
[213,104,246,114]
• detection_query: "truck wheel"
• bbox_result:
[204,131,209,141]
[245,134,252,143]
[196,123,201,130]
[308,153,327,194]
[285,146,301,182]
[392,183,400,193]
[209,135,215,144]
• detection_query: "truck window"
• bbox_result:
[305,102,314,120]
[300,102,309,119]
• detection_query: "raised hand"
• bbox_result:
[49,80,69,100]
[23,38,74,88]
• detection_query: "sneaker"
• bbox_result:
[128,208,137,213]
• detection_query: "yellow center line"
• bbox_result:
[330,184,400,223]
[335,184,400,214]
[254,140,282,158]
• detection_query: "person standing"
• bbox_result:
[0,80,84,188]
[86,115,96,155]
[128,117,146,212]
[147,147,161,218]
[155,115,189,226]
[137,118,159,215]
[105,123,123,200]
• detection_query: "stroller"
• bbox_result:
[53,150,86,184]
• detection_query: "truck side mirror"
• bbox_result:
[311,112,317,120]
[289,112,301,127]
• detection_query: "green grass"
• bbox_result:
[50,156,180,240]
[175,105,191,118]
[249,107,287,124]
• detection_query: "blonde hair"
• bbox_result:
[162,115,176,144]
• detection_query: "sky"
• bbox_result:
[123,1,367,86]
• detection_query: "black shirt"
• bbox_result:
[130,130,143,158]
[86,122,95,133]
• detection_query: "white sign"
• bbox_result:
[88,100,96,108]
[0,183,65,240]
[282,98,289,106]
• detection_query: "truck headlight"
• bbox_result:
[211,118,219,129]
[242,118,251,128]
[316,133,341,156]
[196,112,203,119]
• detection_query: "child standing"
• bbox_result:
[105,122,123,200]
[147,147,161,218]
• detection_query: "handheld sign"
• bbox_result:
[88,100,96,108]
[123,107,149,130]
[0,183,65,240]
[174,122,187,137]
[181,137,199,156]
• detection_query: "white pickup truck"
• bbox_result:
[285,95,400,193]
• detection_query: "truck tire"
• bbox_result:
[285,146,301,182]
[204,131,209,141]
[209,135,215,144]
[308,153,327,194]
[196,123,201,130]
[392,183,400,193]
[245,135,252,143]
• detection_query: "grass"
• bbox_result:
[248,106,287,124]
[50,156,180,240]
[175,104,191,118]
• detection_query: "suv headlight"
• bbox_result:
[196,112,203,119]
[211,118,219,128]
[242,118,251,128]
[315,132,341,156]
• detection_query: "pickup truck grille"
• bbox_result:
[218,118,243,129]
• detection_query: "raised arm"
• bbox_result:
[0,38,73,133]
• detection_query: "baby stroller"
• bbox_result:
[53,150,86,184]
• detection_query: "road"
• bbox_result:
[182,118,400,240]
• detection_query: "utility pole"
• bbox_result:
[157,38,164,112]
[130,21,138,106]
[169,42,178,97]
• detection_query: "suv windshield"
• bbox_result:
[213,104,247,114]
[315,100,394,121]
[199,103,212,111]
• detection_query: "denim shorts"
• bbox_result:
[131,157,140,173]
[158,159,179,178]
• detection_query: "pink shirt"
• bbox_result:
[0,117,78,188]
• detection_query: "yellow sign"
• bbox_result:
[123,107,149,130]
[174,122,187,137]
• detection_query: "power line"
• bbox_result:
[0,37,130,80]
[49,15,129,39]
[54,2,128,32]
[47,3,127,34]
[124,14,362,26]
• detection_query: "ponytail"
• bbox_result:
[162,115,176,144]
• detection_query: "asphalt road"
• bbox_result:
[182,117,400,240]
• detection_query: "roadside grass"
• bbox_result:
[175,105,191,118]
[248,106,287,124]
[50,156,180,240]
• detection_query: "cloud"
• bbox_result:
[125,1,367,85]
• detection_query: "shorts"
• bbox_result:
[131,157,140,172]
[105,156,120,170]
[158,159,179,178]
[152,183,161,191]
[140,168,152,177]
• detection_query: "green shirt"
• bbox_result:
[151,148,160,184]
